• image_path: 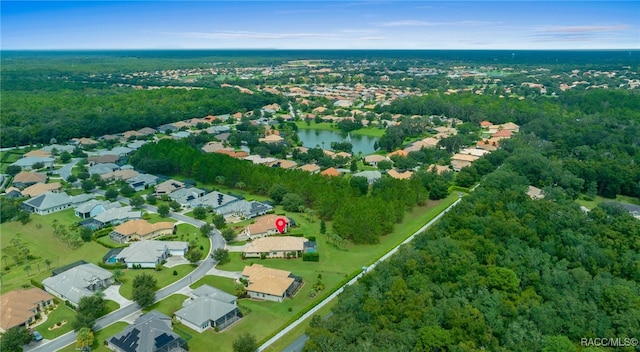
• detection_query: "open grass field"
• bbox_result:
[0,209,113,293]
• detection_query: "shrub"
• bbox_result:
[307,236,316,242]
[302,253,320,262]
[173,270,178,276]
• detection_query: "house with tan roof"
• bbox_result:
[243,214,290,239]
[499,122,519,132]
[154,179,185,196]
[492,129,513,139]
[387,150,408,158]
[101,169,140,181]
[109,219,176,243]
[0,288,54,333]
[137,127,157,136]
[71,137,98,146]
[480,120,493,128]
[13,171,47,188]
[387,169,413,180]
[427,164,452,175]
[243,236,309,259]
[364,154,388,166]
[21,182,62,198]
[122,130,143,140]
[259,134,284,144]
[320,167,341,177]
[527,186,545,200]
[24,149,52,158]
[298,163,321,174]
[241,264,302,302]
[269,159,298,169]
[214,149,249,159]
[451,153,480,171]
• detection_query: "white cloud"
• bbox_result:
[175,31,338,40]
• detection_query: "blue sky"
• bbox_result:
[2,1,639,50]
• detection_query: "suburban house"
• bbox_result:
[450,153,480,171]
[23,191,94,215]
[101,169,140,182]
[4,187,22,198]
[126,174,159,191]
[81,206,141,229]
[89,163,120,176]
[107,310,187,352]
[243,214,290,239]
[363,154,388,166]
[387,169,413,180]
[175,285,242,333]
[269,159,298,169]
[353,170,382,185]
[154,179,185,196]
[42,262,112,307]
[190,191,273,219]
[88,154,119,166]
[527,186,545,200]
[427,164,452,175]
[110,219,176,243]
[241,264,302,303]
[0,288,54,333]
[74,200,120,219]
[21,182,61,198]
[604,202,640,220]
[320,167,341,177]
[243,236,309,259]
[107,240,189,268]
[169,187,206,206]
[11,156,55,170]
[13,171,47,189]
[297,163,321,174]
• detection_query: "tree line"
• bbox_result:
[129,139,459,244]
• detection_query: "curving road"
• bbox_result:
[28,228,223,352]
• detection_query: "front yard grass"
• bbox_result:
[143,294,188,316]
[38,303,76,340]
[119,264,195,300]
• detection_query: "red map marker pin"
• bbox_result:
[275,217,287,234]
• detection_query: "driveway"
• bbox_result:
[207,267,242,279]
[226,244,249,252]
[54,158,81,180]
[164,256,190,268]
[103,285,133,307]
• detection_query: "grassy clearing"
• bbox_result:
[0,209,112,293]
[576,194,640,209]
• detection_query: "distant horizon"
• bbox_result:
[2,1,638,50]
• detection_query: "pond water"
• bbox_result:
[297,129,379,155]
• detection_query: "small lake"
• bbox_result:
[297,129,379,155]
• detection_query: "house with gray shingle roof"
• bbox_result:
[175,285,241,332]
[42,263,112,307]
[112,240,188,268]
[353,170,382,185]
[126,174,159,191]
[168,187,206,207]
[89,163,120,175]
[22,192,73,215]
[11,156,55,170]
[81,206,141,229]
[107,310,187,352]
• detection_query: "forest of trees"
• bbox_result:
[0,87,285,147]
[305,144,640,351]
[129,139,458,243]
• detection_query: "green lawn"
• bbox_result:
[143,294,188,315]
[37,303,76,340]
[146,213,177,223]
[191,275,237,294]
[59,322,130,352]
[294,121,386,138]
[576,194,640,209]
[0,209,113,293]
[119,264,196,299]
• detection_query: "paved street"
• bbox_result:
[53,158,81,180]
[28,230,222,352]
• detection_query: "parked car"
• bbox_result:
[33,331,43,342]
